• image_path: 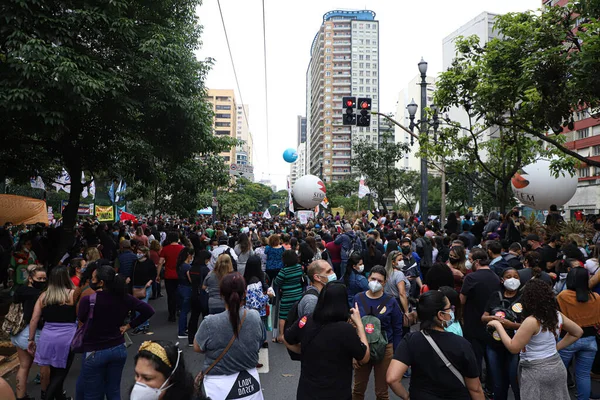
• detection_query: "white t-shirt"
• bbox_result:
[384,269,410,300]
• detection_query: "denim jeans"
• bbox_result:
[134,286,152,328]
[81,344,127,400]
[559,335,598,400]
[178,285,192,336]
[486,345,520,400]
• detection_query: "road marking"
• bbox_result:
[257,347,269,374]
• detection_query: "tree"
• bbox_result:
[0,0,233,260]
[351,132,410,213]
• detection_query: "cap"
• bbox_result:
[526,234,540,242]
[218,236,229,244]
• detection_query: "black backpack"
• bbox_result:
[284,287,319,361]
[223,247,238,271]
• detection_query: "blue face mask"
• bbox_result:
[442,310,455,328]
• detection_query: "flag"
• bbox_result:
[81,172,88,198]
[320,197,329,209]
[89,179,96,199]
[30,176,46,190]
[115,180,122,202]
[108,182,115,203]
[263,209,272,219]
[315,205,320,214]
[287,177,294,213]
[414,201,420,214]
[120,182,127,201]
[52,169,71,193]
[358,176,370,199]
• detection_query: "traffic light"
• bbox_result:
[342,96,356,126]
[357,97,371,127]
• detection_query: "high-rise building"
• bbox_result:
[235,104,254,180]
[543,0,600,217]
[394,75,437,172]
[291,116,308,185]
[306,10,380,183]
[206,89,237,164]
[297,116,307,145]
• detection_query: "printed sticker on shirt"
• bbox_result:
[298,316,307,328]
[492,330,501,341]
[494,311,506,319]
[225,370,261,399]
[379,306,387,314]
[365,323,375,334]
[511,303,523,313]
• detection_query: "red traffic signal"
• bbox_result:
[360,101,370,109]
[342,96,357,126]
[346,99,354,107]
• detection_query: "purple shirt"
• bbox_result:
[78,291,154,352]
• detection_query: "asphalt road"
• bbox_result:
[22,292,587,400]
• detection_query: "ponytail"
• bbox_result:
[220,272,246,338]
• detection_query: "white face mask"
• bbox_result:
[368,280,383,293]
[130,349,181,400]
[356,264,364,273]
[396,260,405,269]
[465,260,473,270]
[503,278,520,291]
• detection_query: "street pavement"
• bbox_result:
[22,292,586,400]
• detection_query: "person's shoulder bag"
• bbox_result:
[421,331,465,386]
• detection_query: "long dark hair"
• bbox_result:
[95,265,127,297]
[298,244,314,266]
[343,252,363,285]
[417,290,447,331]
[525,252,542,279]
[386,240,399,255]
[176,247,194,274]
[237,233,251,254]
[243,255,265,286]
[220,272,246,338]
[366,237,376,257]
[132,341,194,399]
[305,237,318,254]
[566,267,595,303]
[313,281,349,324]
[522,279,559,336]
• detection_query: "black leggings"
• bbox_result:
[188,301,203,345]
[46,351,75,400]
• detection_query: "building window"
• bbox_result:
[215,122,230,127]
[593,145,600,156]
[577,128,590,139]
[215,113,231,119]
[223,156,230,162]
[216,96,231,102]
[366,55,370,60]
[215,130,230,135]
[216,105,231,110]
[366,63,370,68]
[578,167,590,178]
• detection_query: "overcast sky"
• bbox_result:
[196,0,541,191]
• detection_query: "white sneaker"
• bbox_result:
[177,335,187,339]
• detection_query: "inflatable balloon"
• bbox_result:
[511,159,577,210]
[293,175,326,209]
[283,148,298,163]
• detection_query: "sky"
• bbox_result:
[196,0,541,191]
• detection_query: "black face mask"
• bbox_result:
[449,257,460,264]
[401,246,411,255]
[595,223,600,231]
[31,280,46,291]
[89,281,100,291]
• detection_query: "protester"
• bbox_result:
[76,265,154,399]
[341,252,368,307]
[284,281,369,400]
[9,235,38,286]
[203,253,234,315]
[149,239,162,299]
[273,250,304,343]
[352,265,403,400]
[487,279,582,399]
[68,257,85,287]
[131,245,157,334]
[194,272,266,400]
[28,266,76,400]
[386,290,484,400]
[481,268,523,400]
[188,250,211,346]
[383,250,409,312]
[130,340,193,400]
[11,265,46,400]
[265,234,284,283]
[176,247,195,339]
[362,237,383,274]
[298,260,333,316]
[557,267,600,400]
[159,233,185,322]
[244,255,272,332]
[335,223,362,277]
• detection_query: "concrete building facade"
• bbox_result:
[306,10,380,183]
[206,89,237,164]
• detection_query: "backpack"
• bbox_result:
[359,293,390,363]
[343,234,362,261]
[223,248,238,271]
[284,287,320,361]
[2,302,26,336]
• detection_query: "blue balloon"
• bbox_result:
[283,148,298,163]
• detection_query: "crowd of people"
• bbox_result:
[0,205,599,399]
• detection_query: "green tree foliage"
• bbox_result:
[351,132,410,213]
[0,0,233,259]
[197,179,274,219]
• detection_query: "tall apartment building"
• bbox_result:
[543,0,600,216]
[290,116,308,185]
[306,10,380,183]
[206,89,237,164]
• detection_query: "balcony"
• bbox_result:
[332,80,351,86]
[333,25,351,30]
[333,41,351,46]
[333,64,351,70]
[334,49,351,54]
[333,89,350,95]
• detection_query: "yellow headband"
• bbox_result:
[138,341,171,368]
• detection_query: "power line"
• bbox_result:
[216,0,250,139]
[261,0,271,172]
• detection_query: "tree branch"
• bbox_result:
[464,114,503,181]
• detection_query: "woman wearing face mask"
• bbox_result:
[383,251,409,313]
[68,258,86,287]
[447,245,467,292]
[9,235,38,287]
[11,265,46,400]
[131,246,158,334]
[481,268,523,400]
[273,250,305,343]
[352,265,403,400]
[130,340,194,400]
[342,252,368,307]
[77,265,155,399]
[362,237,383,275]
[386,290,484,400]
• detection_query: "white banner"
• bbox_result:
[358,176,370,199]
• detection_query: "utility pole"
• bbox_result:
[419,58,429,224]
